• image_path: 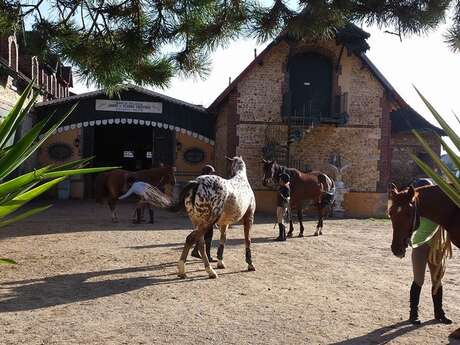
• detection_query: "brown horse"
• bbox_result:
[95,165,176,222]
[388,183,460,340]
[388,183,460,257]
[262,160,335,237]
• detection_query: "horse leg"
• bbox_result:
[177,229,200,279]
[243,209,256,272]
[287,203,294,237]
[298,208,304,237]
[314,205,324,236]
[216,225,228,269]
[108,200,118,223]
[196,226,218,279]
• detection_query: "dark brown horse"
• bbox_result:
[262,160,335,237]
[388,183,460,340]
[95,165,176,222]
[388,183,460,257]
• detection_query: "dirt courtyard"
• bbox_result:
[0,201,459,345]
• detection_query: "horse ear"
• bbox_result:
[262,159,267,164]
[388,183,397,198]
[226,156,234,162]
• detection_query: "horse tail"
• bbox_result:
[318,174,336,207]
[143,180,199,213]
[94,173,108,203]
[169,181,199,212]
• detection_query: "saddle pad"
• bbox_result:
[411,217,439,248]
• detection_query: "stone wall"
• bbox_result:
[391,132,441,187]
[217,39,388,192]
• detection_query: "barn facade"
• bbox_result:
[33,86,214,198]
[208,25,443,216]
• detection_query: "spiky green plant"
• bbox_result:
[411,88,460,208]
[0,82,117,264]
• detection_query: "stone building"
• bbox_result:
[208,25,443,217]
[0,32,73,173]
[0,32,73,114]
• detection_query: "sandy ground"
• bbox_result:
[0,201,459,345]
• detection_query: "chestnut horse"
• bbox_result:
[262,160,335,237]
[388,183,460,340]
[388,183,460,257]
[94,165,176,222]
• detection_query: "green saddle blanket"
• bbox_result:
[411,217,439,248]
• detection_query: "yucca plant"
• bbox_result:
[411,87,460,208]
[0,81,117,264]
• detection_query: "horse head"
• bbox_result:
[226,156,246,176]
[261,159,276,187]
[387,183,419,258]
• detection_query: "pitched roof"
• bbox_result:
[390,107,445,135]
[207,28,443,135]
[35,84,207,112]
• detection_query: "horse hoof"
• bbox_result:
[313,233,319,237]
[206,267,218,279]
[177,273,187,279]
[298,233,304,238]
[287,232,293,238]
[247,264,256,272]
[217,261,226,269]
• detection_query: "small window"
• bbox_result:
[9,38,17,71]
[146,151,152,158]
[123,150,134,158]
[183,148,205,164]
[48,143,73,161]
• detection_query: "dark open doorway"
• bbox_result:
[93,125,173,170]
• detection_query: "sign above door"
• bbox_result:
[95,99,163,114]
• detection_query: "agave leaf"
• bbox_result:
[50,157,95,171]
[0,177,66,218]
[0,258,16,264]
[0,167,50,197]
[411,154,460,208]
[414,87,460,152]
[43,166,119,179]
[0,204,52,228]
[0,116,49,180]
[0,82,34,148]
[412,130,460,191]
[3,93,39,148]
[440,138,460,173]
[21,103,77,160]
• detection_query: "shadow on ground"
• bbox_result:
[0,262,241,313]
[329,320,460,345]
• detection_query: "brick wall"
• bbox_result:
[214,38,388,193]
[391,132,440,187]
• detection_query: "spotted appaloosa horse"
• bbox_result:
[146,156,256,279]
[94,165,176,222]
[262,160,335,237]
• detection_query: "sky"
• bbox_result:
[70,20,460,152]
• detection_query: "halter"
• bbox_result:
[410,197,421,233]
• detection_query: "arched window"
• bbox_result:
[288,52,333,118]
[8,36,18,71]
[50,74,55,95]
[31,57,39,85]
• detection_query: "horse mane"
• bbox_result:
[272,162,300,183]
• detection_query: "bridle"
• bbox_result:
[410,197,421,234]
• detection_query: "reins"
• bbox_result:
[411,196,421,232]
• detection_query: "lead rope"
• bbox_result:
[429,226,453,294]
